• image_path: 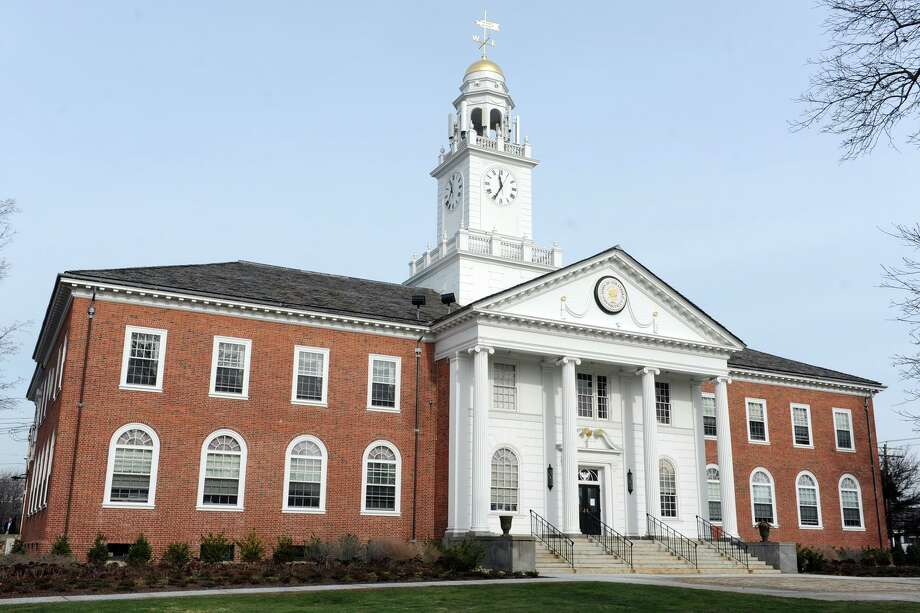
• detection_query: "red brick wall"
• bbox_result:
[704,380,886,550]
[22,296,444,559]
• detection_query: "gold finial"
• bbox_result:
[472,10,500,59]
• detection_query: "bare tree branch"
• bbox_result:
[793,0,920,159]
[882,223,920,426]
[0,200,22,413]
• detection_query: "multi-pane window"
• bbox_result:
[120,327,167,390]
[702,395,717,437]
[492,364,517,411]
[747,400,768,442]
[368,355,400,410]
[839,476,864,529]
[364,444,399,512]
[655,382,671,425]
[659,459,677,517]
[292,347,329,404]
[596,376,609,419]
[211,338,250,396]
[201,433,245,507]
[285,438,325,510]
[706,466,722,522]
[797,472,821,527]
[577,373,594,418]
[791,404,812,447]
[834,409,854,451]
[490,447,519,512]
[109,429,155,503]
[751,469,776,525]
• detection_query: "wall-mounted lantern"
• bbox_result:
[627,469,633,494]
[547,464,554,490]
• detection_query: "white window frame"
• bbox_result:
[833,408,856,452]
[366,354,401,412]
[102,423,160,509]
[196,428,248,512]
[492,363,518,412]
[745,398,770,444]
[281,435,328,513]
[209,336,252,400]
[749,467,778,527]
[790,403,814,449]
[360,439,401,516]
[290,346,330,407]
[795,470,823,529]
[489,445,520,514]
[702,392,717,439]
[658,457,679,519]
[57,335,67,392]
[119,325,168,392]
[839,474,866,531]
[706,463,722,524]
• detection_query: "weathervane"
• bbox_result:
[472,10,500,59]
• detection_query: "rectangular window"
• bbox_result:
[746,399,769,443]
[597,375,609,420]
[492,363,517,411]
[791,404,813,447]
[702,394,717,437]
[834,409,854,451]
[119,326,167,391]
[367,355,401,411]
[210,338,251,397]
[655,382,671,425]
[752,485,774,524]
[291,346,329,405]
[110,447,153,502]
[577,373,594,418]
[287,457,322,508]
[708,482,722,522]
[365,460,397,511]
[203,453,241,505]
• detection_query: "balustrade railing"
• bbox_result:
[646,514,698,568]
[585,512,633,569]
[696,515,750,569]
[530,509,574,569]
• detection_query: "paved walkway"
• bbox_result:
[1,573,919,606]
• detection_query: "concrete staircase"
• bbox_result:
[535,535,781,575]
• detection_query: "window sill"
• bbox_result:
[843,526,866,532]
[752,523,779,528]
[747,439,771,445]
[361,510,400,517]
[835,448,856,453]
[291,400,327,408]
[196,505,245,512]
[793,444,814,450]
[209,392,249,401]
[282,507,326,514]
[489,510,524,517]
[367,406,400,413]
[102,502,155,510]
[798,524,824,530]
[704,435,718,441]
[119,384,163,393]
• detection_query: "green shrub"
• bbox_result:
[127,534,152,566]
[50,534,72,557]
[335,534,363,563]
[797,544,827,573]
[438,538,485,572]
[304,535,329,563]
[238,530,265,563]
[892,545,908,566]
[907,544,920,565]
[86,533,109,566]
[272,535,298,564]
[162,542,191,568]
[860,547,891,567]
[200,532,233,564]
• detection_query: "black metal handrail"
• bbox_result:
[696,515,750,569]
[646,513,698,568]
[585,511,634,569]
[530,509,575,569]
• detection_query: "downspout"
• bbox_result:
[63,294,95,537]
[411,334,423,542]
[863,394,884,548]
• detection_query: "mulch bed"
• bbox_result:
[812,562,920,577]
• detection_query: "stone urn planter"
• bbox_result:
[757,521,771,542]
[499,515,513,536]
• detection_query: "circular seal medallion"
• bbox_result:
[594,276,628,314]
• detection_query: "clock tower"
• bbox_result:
[404,14,561,305]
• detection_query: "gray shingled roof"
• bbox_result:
[728,348,882,388]
[65,261,451,325]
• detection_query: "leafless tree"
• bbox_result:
[883,224,920,425]
[0,471,24,532]
[794,1,920,159]
[0,199,24,413]
[881,450,920,537]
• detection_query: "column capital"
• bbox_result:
[715,375,732,385]
[635,366,660,377]
[555,356,581,366]
[467,344,495,355]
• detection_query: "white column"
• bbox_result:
[715,376,738,535]
[638,367,661,527]
[691,381,709,521]
[557,356,581,535]
[446,352,463,535]
[468,344,494,534]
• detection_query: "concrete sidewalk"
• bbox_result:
[1,573,919,607]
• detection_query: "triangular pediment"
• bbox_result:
[470,247,744,349]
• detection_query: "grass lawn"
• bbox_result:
[2,581,918,612]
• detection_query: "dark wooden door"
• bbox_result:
[579,484,601,535]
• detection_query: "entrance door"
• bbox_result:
[579,483,601,535]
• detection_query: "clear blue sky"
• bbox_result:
[1,1,917,470]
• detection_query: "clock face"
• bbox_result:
[594,276,628,314]
[442,172,463,210]
[483,167,517,206]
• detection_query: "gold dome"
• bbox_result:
[465,58,504,78]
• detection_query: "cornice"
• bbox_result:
[729,368,884,397]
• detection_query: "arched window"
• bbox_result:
[796,471,822,528]
[197,429,247,510]
[471,108,484,137]
[750,468,777,526]
[362,440,401,515]
[282,435,327,512]
[839,475,865,529]
[489,108,503,136]
[659,459,677,518]
[490,447,519,512]
[103,424,160,508]
[706,465,722,523]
